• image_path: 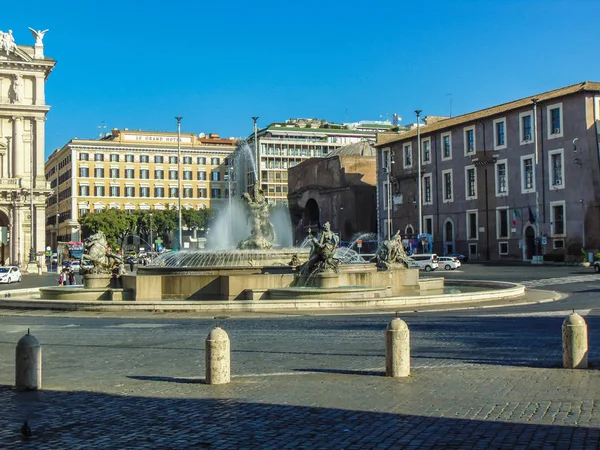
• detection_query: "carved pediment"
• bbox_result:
[0,47,33,63]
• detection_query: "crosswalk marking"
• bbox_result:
[521,274,599,288]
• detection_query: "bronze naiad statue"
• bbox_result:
[81,231,126,275]
[375,231,411,269]
[298,222,340,278]
[238,186,276,249]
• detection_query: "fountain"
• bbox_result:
[29,141,524,308]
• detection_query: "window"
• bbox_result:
[465,165,477,200]
[423,215,434,237]
[211,187,221,198]
[495,159,508,196]
[94,184,105,196]
[155,169,164,179]
[140,155,149,163]
[547,103,563,138]
[140,168,149,179]
[499,242,509,255]
[169,169,178,180]
[155,155,164,163]
[466,210,478,240]
[211,171,221,181]
[140,186,150,197]
[94,167,104,178]
[94,153,104,162]
[493,118,506,149]
[169,187,179,198]
[520,155,535,193]
[442,169,453,202]
[110,185,120,197]
[198,170,206,181]
[123,186,134,197]
[550,201,566,236]
[125,154,134,162]
[110,167,120,178]
[79,153,89,161]
[110,154,119,162]
[497,207,509,239]
[464,127,475,155]
[154,186,164,198]
[441,133,452,160]
[169,156,178,164]
[197,187,207,198]
[183,156,192,164]
[183,187,193,198]
[79,166,89,177]
[197,156,206,164]
[422,138,431,164]
[183,170,192,180]
[125,168,134,179]
[553,239,565,249]
[78,184,89,196]
[403,144,412,168]
[548,149,564,189]
[211,157,220,165]
[519,112,533,144]
[423,174,432,205]
[382,148,391,171]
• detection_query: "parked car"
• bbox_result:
[448,252,468,263]
[125,256,139,265]
[438,256,461,270]
[0,266,21,284]
[408,254,439,272]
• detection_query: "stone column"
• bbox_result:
[9,211,16,265]
[34,76,45,106]
[36,206,46,271]
[12,206,21,266]
[34,118,45,185]
[12,117,23,179]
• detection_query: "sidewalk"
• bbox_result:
[0,303,598,448]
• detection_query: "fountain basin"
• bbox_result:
[39,285,133,301]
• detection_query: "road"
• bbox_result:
[0,263,598,448]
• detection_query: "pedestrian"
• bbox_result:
[129,261,135,273]
[68,270,76,286]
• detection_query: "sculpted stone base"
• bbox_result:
[298,270,340,288]
[83,274,113,289]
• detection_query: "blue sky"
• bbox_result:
[4,0,600,158]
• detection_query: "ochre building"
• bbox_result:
[45,128,237,248]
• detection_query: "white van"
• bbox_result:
[408,254,439,272]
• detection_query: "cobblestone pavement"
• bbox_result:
[0,308,599,448]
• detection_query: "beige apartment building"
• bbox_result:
[45,128,238,247]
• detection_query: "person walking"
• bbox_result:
[68,270,76,286]
[129,260,135,273]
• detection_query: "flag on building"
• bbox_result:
[528,207,536,224]
[512,207,519,226]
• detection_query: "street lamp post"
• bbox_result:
[175,116,182,250]
[415,110,422,237]
[28,143,35,265]
[149,213,153,253]
[251,116,259,187]
[532,99,540,263]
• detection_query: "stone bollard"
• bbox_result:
[385,317,410,377]
[15,329,42,391]
[205,326,230,384]
[562,313,588,369]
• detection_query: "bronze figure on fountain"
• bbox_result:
[298,221,340,278]
[237,185,276,250]
[374,231,411,269]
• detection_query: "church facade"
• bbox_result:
[0,29,55,270]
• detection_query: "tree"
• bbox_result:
[182,207,214,234]
[79,208,135,250]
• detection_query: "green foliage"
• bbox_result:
[581,247,588,262]
[79,208,135,249]
[595,252,600,262]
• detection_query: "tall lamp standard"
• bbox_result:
[415,110,422,237]
[28,137,35,265]
[532,99,540,262]
[175,116,183,251]
[149,213,153,253]
[251,116,259,187]
[382,153,394,239]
